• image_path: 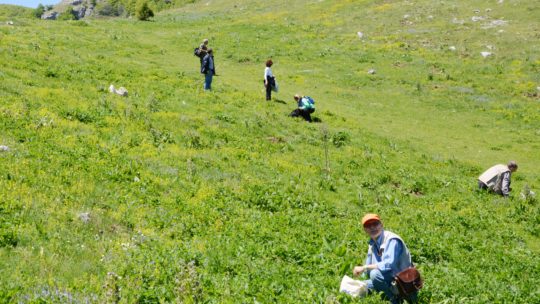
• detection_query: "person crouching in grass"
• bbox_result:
[353,214,418,303]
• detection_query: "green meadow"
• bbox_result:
[0,0,539,302]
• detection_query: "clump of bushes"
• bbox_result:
[33,4,45,18]
[332,131,350,147]
[136,0,154,21]
[58,7,77,20]
[33,4,53,19]
[95,1,124,17]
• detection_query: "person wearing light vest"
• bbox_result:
[478,161,518,197]
[353,214,416,304]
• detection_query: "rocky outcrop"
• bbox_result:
[84,6,94,18]
[77,5,86,19]
[42,0,97,20]
[41,11,59,20]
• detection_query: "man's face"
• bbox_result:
[363,220,383,239]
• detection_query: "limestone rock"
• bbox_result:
[471,16,484,22]
[42,12,58,20]
[109,84,128,97]
[79,212,91,223]
[480,51,492,58]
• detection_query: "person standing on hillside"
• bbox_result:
[200,39,209,53]
[201,48,216,91]
[289,94,315,122]
[478,161,518,197]
[264,59,276,101]
[352,214,419,304]
[196,38,209,67]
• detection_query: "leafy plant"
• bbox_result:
[33,4,44,19]
[135,0,154,21]
[332,131,350,148]
[0,0,538,302]
[58,7,77,20]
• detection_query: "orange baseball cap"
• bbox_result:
[361,213,381,226]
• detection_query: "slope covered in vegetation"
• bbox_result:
[0,0,539,302]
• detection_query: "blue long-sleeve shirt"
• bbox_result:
[365,231,405,275]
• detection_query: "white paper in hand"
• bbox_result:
[339,275,368,297]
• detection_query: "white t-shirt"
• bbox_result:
[264,67,273,80]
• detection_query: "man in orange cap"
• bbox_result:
[352,213,416,303]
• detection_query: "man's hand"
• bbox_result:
[353,266,365,276]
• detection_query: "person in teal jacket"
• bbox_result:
[289,94,315,122]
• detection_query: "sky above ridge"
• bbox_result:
[0,1,59,8]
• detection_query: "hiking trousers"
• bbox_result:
[290,108,314,122]
[366,269,418,304]
[265,83,272,100]
[204,72,213,90]
[265,76,275,100]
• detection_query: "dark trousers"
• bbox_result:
[265,83,272,100]
[290,108,314,122]
[265,76,275,100]
[478,180,488,190]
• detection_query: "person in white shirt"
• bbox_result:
[478,161,518,197]
[264,59,276,101]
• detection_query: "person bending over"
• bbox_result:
[478,161,518,197]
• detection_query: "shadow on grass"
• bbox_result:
[273,99,287,104]
[287,116,323,123]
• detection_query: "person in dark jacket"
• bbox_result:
[289,94,315,122]
[199,39,209,54]
[197,45,208,67]
[201,49,216,91]
[196,39,209,67]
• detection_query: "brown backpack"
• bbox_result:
[394,267,423,297]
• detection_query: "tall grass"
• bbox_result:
[0,0,539,302]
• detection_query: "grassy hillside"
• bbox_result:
[0,4,33,19]
[0,0,539,302]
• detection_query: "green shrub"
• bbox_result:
[135,0,154,21]
[58,7,77,20]
[0,230,17,248]
[332,131,350,148]
[0,0,539,302]
[95,2,122,16]
[33,4,44,19]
